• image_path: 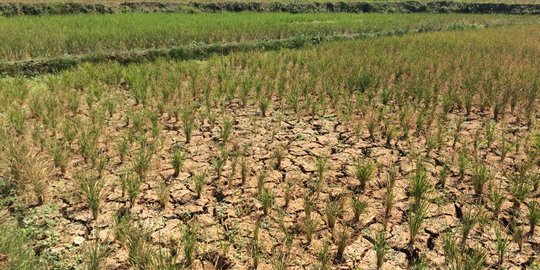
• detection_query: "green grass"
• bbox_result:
[0,12,538,61]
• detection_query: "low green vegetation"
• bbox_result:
[0,12,538,61]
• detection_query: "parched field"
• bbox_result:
[1,5,540,270]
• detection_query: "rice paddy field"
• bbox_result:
[1,2,540,270]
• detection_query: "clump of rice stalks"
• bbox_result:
[283,182,292,209]
[315,156,329,184]
[373,231,388,270]
[408,200,428,251]
[257,168,267,197]
[123,171,142,208]
[334,226,349,261]
[48,140,69,174]
[442,231,458,266]
[182,223,198,267]
[351,195,368,224]
[354,160,375,192]
[304,192,317,221]
[213,147,228,180]
[249,220,261,269]
[509,173,531,213]
[171,146,186,178]
[272,145,285,170]
[471,162,491,202]
[325,196,344,230]
[304,217,319,246]
[316,241,331,270]
[156,179,169,210]
[193,172,206,199]
[259,188,274,216]
[220,117,233,145]
[484,120,496,148]
[460,208,477,249]
[409,161,432,212]
[494,225,509,268]
[76,170,103,220]
[458,149,469,181]
[383,168,397,230]
[528,201,540,236]
[488,185,506,220]
[259,95,270,117]
[132,140,155,180]
[241,157,248,185]
[181,106,195,143]
[438,162,450,189]
[86,233,109,270]
[116,137,130,164]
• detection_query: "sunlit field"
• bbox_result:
[1,23,540,269]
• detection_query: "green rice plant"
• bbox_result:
[484,120,496,148]
[443,231,458,266]
[193,172,206,199]
[7,107,26,135]
[471,162,491,202]
[241,157,248,186]
[509,173,531,213]
[181,107,195,144]
[458,149,469,181]
[79,126,100,165]
[316,241,331,270]
[259,188,274,216]
[334,226,349,261]
[315,156,329,184]
[124,222,153,269]
[156,179,169,210]
[76,170,103,220]
[86,235,109,270]
[220,117,233,145]
[170,147,186,178]
[438,162,450,189]
[354,160,374,192]
[213,147,228,180]
[272,145,285,170]
[182,223,198,267]
[494,225,509,268]
[511,223,524,251]
[325,196,344,230]
[257,168,267,198]
[259,95,270,117]
[408,200,428,250]
[304,217,319,246]
[460,208,477,249]
[367,117,377,141]
[249,220,261,270]
[452,117,464,149]
[125,172,142,208]
[116,137,129,164]
[409,162,432,212]
[528,201,540,235]
[48,140,69,174]
[132,141,155,179]
[303,192,316,221]
[373,231,388,270]
[283,182,292,209]
[351,195,368,224]
[488,186,506,220]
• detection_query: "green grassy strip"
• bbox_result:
[0,1,540,16]
[0,19,533,77]
[1,13,538,61]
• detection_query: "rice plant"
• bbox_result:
[182,223,198,267]
[76,171,103,220]
[528,201,540,236]
[354,160,375,192]
[351,195,368,224]
[471,162,491,202]
[193,172,206,199]
[373,231,388,270]
[171,147,186,178]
